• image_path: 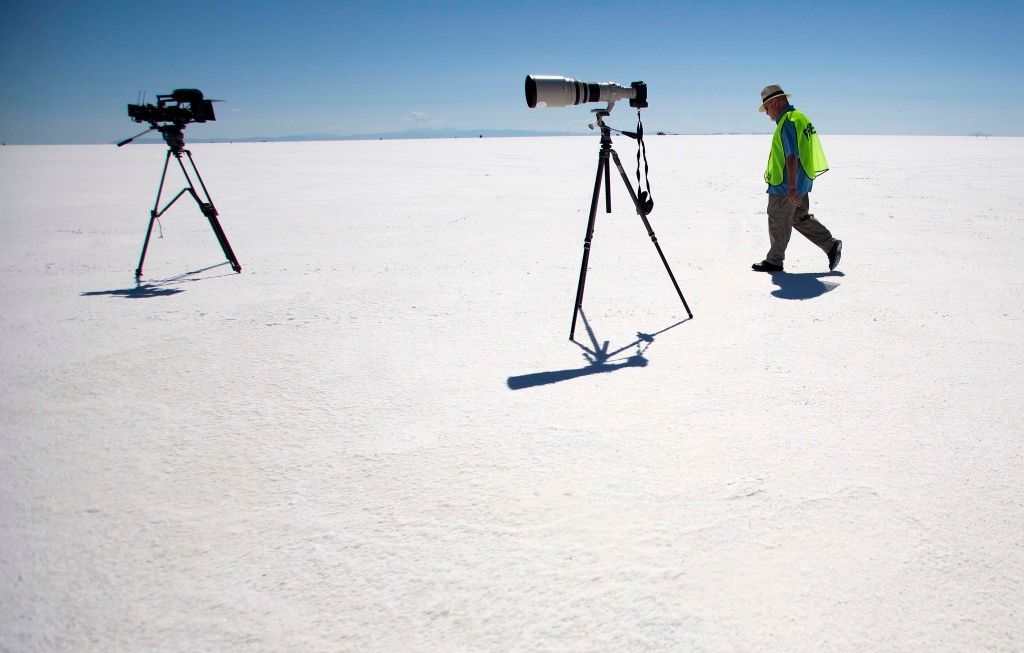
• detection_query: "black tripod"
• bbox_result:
[121,123,241,281]
[570,110,692,340]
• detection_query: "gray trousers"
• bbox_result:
[765,194,836,266]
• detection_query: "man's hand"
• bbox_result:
[787,185,801,206]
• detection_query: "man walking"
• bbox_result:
[753,84,842,273]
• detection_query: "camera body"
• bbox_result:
[127,89,216,125]
[629,81,648,109]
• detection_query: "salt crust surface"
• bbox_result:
[1,136,1023,651]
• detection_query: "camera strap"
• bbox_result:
[635,109,654,215]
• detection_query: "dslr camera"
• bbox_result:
[525,75,648,111]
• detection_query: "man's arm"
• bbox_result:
[780,119,801,206]
[785,154,800,206]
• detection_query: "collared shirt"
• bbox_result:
[767,105,814,196]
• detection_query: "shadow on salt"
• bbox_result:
[767,271,844,300]
[507,309,690,390]
[81,262,236,299]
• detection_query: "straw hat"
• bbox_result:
[758,84,792,112]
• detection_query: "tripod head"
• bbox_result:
[116,121,190,152]
[589,108,613,146]
[589,108,645,141]
[116,120,190,152]
[158,123,187,153]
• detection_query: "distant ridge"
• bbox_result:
[189,128,587,144]
[106,131,1014,146]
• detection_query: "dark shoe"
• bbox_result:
[828,240,843,271]
[752,260,783,272]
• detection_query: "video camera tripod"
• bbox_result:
[119,122,241,281]
[569,109,692,340]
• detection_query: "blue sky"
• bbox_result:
[2,0,1022,143]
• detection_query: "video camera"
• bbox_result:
[127,89,216,126]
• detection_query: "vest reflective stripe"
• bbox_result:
[764,109,829,185]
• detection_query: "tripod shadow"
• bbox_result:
[768,271,844,300]
[81,284,184,299]
[506,310,689,390]
[81,263,233,299]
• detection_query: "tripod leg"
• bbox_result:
[136,212,159,281]
[136,150,173,280]
[178,151,242,273]
[200,201,242,273]
[610,150,693,319]
[571,152,608,340]
[604,158,612,213]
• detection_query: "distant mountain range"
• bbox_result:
[165,128,589,144]
[102,129,1011,146]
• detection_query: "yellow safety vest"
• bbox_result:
[765,109,829,185]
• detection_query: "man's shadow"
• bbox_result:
[507,310,689,390]
[81,262,234,299]
[767,271,844,300]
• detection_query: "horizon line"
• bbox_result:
[0,131,1016,146]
